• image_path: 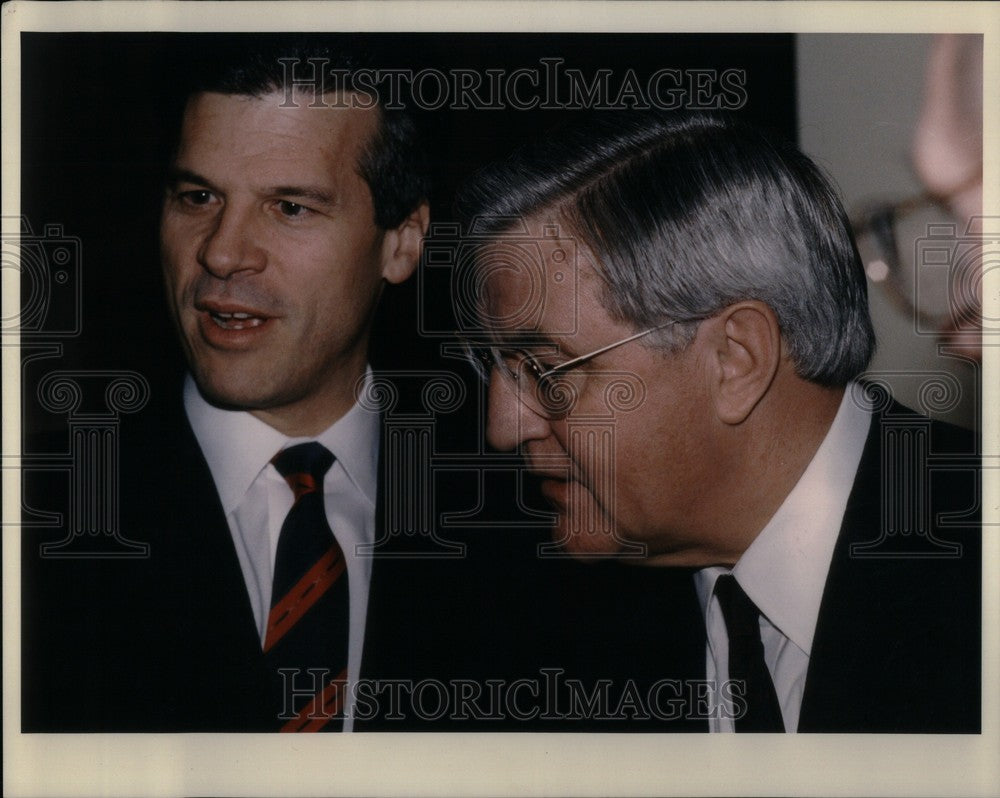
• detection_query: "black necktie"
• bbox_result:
[264,442,350,732]
[714,574,785,732]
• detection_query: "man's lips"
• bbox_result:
[192,300,278,347]
[532,469,572,508]
[208,310,267,330]
[525,457,574,484]
[195,300,274,331]
[539,477,569,502]
[531,470,569,481]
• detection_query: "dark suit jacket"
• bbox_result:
[21,375,553,732]
[797,398,981,732]
[672,396,981,733]
[516,396,981,733]
[22,386,980,733]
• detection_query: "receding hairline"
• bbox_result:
[176,88,385,187]
[182,87,383,122]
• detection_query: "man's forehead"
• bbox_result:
[478,216,604,339]
[174,90,381,200]
[181,89,379,151]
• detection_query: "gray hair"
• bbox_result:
[456,112,875,387]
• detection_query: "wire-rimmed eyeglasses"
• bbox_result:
[463,320,680,420]
[851,182,982,327]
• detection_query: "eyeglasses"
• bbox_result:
[464,321,679,420]
[852,185,982,328]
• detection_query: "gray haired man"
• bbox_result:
[457,112,980,732]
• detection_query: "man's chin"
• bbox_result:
[191,370,273,413]
[547,513,644,560]
[537,480,646,559]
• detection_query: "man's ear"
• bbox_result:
[380,201,430,285]
[707,301,782,425]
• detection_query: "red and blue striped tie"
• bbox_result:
[265,442,349,732]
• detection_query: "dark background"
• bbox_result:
[17,31,797,732]
[18,32,796,435]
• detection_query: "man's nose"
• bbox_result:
[197,205,266,278]
[485,375,551,451]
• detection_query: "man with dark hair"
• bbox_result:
[457,112,980,732]
[159,44,431,732]
[23,43,462,732]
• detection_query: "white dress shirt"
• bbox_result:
[184,371,380,731]
[694,383,872,732]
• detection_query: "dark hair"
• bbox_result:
[455,111,876,387]
[178,38,429,230]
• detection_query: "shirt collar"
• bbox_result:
[694,383,872,654]
[288,371,380,508]
[184,369,381,515]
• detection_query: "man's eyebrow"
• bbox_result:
[166,167,214,190]
[489,330,561,351]
[165,170,337,208]
[266,185,338,208]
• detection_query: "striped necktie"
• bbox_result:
[715,574,785,732]
[264,442,349,732]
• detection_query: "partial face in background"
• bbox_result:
[161,91,415,435]
[912,34,983,359]
[480,216,720,563]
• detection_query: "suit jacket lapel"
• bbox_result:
[797,408,881,730]
[124,386,273,729]
[799,398,980,732]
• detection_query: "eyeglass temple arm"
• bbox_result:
[539,320,679,378]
